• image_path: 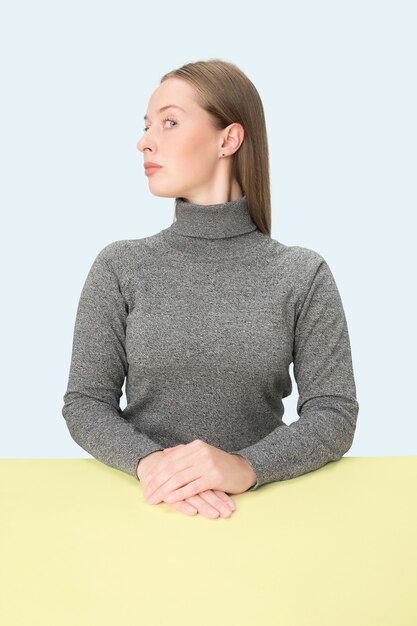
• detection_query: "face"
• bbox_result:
[137,77,241,202]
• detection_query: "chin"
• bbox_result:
[148,190,175,199]
[148,183,186,200]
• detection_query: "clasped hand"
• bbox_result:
[142,439,256,505]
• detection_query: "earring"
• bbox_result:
[221,153,225,157]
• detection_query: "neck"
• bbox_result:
[179,179,244,206]
[170,195,257,240]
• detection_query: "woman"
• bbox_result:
[62,59,359,521]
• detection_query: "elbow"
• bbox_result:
[61,391,88,446]
[331,397,359,459]
[62,402,81,445]
[308,395,359,462]
[335,429,355,460]
[62,400,96,459]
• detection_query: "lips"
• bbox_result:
[144,162,162,169]
[144,165,162,177]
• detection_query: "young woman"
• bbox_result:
[62,59,359,521]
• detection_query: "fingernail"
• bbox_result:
[227,502,235,510]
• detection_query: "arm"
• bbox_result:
[62,243,163,480]
[230,255,359,491]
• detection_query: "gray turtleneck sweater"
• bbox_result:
[62,195,359,491]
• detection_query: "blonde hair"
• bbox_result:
[160,58,272,236]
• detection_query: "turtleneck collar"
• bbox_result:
[169,195,258,239]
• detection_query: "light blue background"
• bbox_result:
[1,0,415,459]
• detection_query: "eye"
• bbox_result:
[143,117,177,132]
[163,117,177,129]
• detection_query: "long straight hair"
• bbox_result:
[160,59,272,237]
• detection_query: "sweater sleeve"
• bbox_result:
[230,254,359,491]
[61,243,164,480]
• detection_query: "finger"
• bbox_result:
[149,475,203,506]
[160,474,208,505]
[146,465,199,504]
[169,500,197,516]
[196,491,233,518]
[147,445,197,486]
[213,490,236,511]
[185,494,220,519]
[147,462,204,504]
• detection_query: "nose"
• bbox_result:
[137,132,155,154]
[136,137,145,152]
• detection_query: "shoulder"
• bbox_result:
[286,244,327,276]
[266,236,327,280]
[92,234,159,273]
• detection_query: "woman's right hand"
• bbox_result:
[137,451,236,519]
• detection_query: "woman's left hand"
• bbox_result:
[142,439,257,505]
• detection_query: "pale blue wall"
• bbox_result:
[1,0,415,458]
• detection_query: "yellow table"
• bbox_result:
[1,457,416,626]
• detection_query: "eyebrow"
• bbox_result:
[143,105,186,121]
